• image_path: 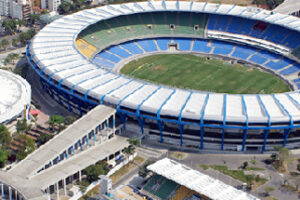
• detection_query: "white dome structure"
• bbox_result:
[0,69,31,124]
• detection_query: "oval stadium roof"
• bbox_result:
[29,1,300,125]
[0,70,31,124]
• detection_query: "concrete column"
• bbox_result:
[47,187,51,200]
[106,119,109,132]
[1,184,4,197]
[56,182,59,200]
[64,178,67,196]
[9,186,12,200]
[79,171,82,182]
[15,190,17,200]
[113,113,116,137]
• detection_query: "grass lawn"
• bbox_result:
[121,54,290,94]
[79,185,100,200]
[170,151,186,160]
[110,156,145,184]
[199,164,268,189]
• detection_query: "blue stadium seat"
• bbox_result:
[264,58,294,70]
[173,38,192,51]
[156,38,171,50]
[121,42,144,54]
[231,46,257,60]
[136,39,158,52]
[249,55,268,65]
[211,40,234,49]
[257,50,281,60]
[280,31,300,49]
[96,51,121,63]
[207,14,218,30]
[293,77,300,83]
[213,47,232,55]
[280,65,300,75]
[227,17,244,34]
[214,15,231,32]
[192,39,211,53]
[93,57,115,68]
[108,45,131,58]
[211,41,234,55]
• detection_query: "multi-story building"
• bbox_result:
[0,0,10,17]
[32,0,61,11]
[10,0,32,20]
[48,0,61,11]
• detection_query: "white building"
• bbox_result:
[48,0,61,11]
[0,0,10,17]
[41,0,47,9]
[0,69,31,124]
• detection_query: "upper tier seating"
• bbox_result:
[207,14,300,49]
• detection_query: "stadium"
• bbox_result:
[27,0,300,153]
[0,69,31,124]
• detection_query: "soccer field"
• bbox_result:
[121,54,290,94]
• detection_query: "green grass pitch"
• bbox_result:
[120,54,290,94]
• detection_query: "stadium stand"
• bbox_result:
[93,57,115,68]
[173,38,192,51]
[143,175,179,200]
[231,46,257,60]
[192,39,212,53]
[136,39,158,52]
[106,45,132,58]
[121,42,144,55]
[76,39,98,58]
[96,51,121,63]
[172,186,192,200]
[211,40,234,55]
[156,38,171,50]
[207,14,300,50]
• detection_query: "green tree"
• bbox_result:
[0,124,12,148]
[12,38,19,47]
[0,147,8,168]
[84,164,105,183]
[28,14,40,25]
[270,153,278,161]
[243,161,248,169]
[2,19,17,34]
[123,145,135,158]
[128,137,140,146]
[277,147,293,172]
[16,134,35,161]
[245,175,254,190]
[16,20,26,32]
[16,119,30,133]
[37,134,53,145]
[1,39,9,50]
[48,115,65,130]
[58,1,73,14]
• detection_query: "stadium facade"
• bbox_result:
[27,1,300,152]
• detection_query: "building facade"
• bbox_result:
[0,0,10,17]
